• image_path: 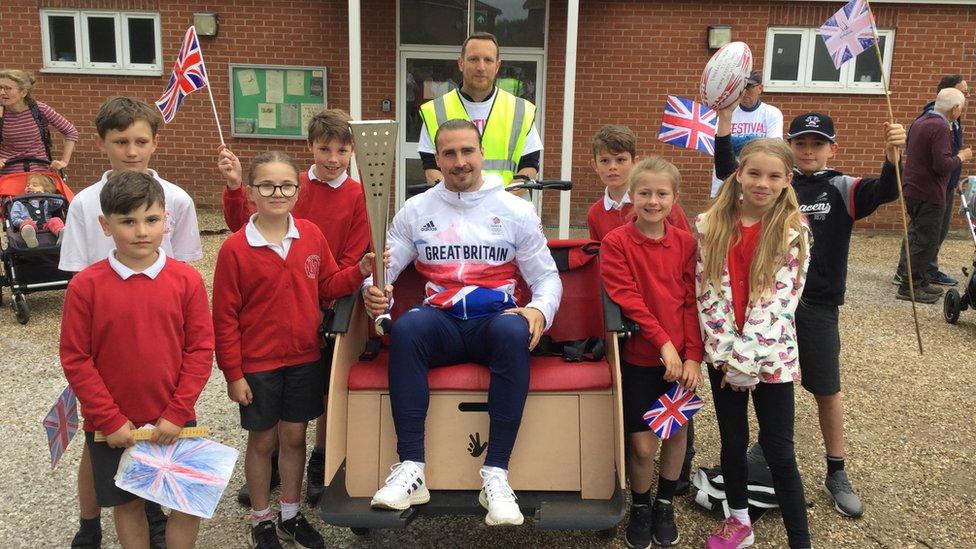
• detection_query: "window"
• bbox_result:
[40,10,162,76]
[763,27,894,94]
[400,0,547,48]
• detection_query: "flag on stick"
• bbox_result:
[643,383,704,440]
[658,96,717,156]
[819,0,877,69]
[156,27,210,123]
[43,385,78,468]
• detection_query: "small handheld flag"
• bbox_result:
[43,385,78,468]
[643,383,703,440]
[658,96,717,156]
[156,26,225,145]
[819,0,877,69]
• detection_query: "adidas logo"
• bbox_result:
[421,220,437,232]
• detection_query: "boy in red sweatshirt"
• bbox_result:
[586,124,691,241]
[60,171,214,549]
[217,109,370,504]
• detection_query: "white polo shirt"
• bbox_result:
[59,169,203,272]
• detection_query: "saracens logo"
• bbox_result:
[799,197,831,221]
[805,115,821,128]
[305,255,321,279]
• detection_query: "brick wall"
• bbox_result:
[2,0,973,232]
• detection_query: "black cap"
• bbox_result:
[787,112,836,142]
[745,71,762,85]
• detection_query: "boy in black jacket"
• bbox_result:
[714,106,906,519]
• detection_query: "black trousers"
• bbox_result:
[929,182,957,275]
[897,197,945,288]
[708,368,810,548]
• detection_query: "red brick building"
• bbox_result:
[2,0,973,231]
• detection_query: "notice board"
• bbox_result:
[229,64,327,139]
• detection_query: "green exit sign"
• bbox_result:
[475,11,486,25]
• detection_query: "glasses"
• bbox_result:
[0,85,18,92]
[249,182,299,197]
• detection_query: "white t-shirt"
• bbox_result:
[710,101,784,197]
[417,88,543,157]
[59,169,204,272]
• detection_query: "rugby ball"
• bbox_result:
[700,42,753,110]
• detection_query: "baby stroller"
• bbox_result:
[0,156,75,324]
[943,181,976,324]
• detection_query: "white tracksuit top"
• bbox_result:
[372,176,562,329]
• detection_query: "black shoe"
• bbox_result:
[237,459,282,506]
[249,520,283,549]
[920,284,944,296]
[277,512,324,549]
[306,450,325,505]
[146,502,167,549]
[897,286,939,303]
[70,527,102,549]
[651,500,679,547]
[625,504,653,549]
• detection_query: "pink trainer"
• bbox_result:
[705,517,755,549]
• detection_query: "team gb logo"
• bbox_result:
[305,255,321,279]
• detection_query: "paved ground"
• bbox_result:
[1,217,975,548]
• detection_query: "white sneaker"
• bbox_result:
[478,466,524,526]
[21,225,38,248]
[370,461,430,510]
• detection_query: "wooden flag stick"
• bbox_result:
[93,426,209,442]
[867,14,924,355]
[192,26,225,147]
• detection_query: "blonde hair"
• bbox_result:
[627,156,681,195]
[0,69,36,100]
[26,173,57,194]
[700,138,808,298]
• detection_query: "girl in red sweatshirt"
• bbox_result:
[600,156,703,548]
[212,151,373,549]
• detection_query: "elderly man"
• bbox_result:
[897,87,972,302]
[417,32,542,186]
[364,119,561,526]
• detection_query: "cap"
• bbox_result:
[787,112,836,142]
[745,71,763,86]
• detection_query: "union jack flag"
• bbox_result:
[114,437,238,519]
[658,96,717,156]
[819,0,877,69]
[643,383,704,439]
[155,26,210,123]
[43,385,78,468]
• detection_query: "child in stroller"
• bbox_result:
[8,173,65,248]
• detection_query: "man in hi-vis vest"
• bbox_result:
[418,32,542,186]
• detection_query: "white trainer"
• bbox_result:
[370,461,430,510]
[478,466,524,526]
[21,224,39,248]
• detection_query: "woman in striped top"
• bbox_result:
[0,69,78,174]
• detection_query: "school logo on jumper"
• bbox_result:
[467,432,488,457]
[305,255,321,279]
[421,220,437,232]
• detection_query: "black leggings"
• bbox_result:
[708,367,810,548]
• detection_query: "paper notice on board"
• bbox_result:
[286,71,305,96]
[265,70,284,103]
[310,70,324,97]
[300,104,322,136]
[281,103,299,129]
[235,118,256,134]
[258,104,277,129]
[237,69,259,97]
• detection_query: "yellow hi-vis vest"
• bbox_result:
[419,87,536,185]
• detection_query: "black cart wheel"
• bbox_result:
[12,292,30,324]
[350,527,370,537]
[597,525,618,540]
[944,289,961,324]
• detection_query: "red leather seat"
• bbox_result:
[348,350,612,392]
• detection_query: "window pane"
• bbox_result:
[496,60,537,103]
[400,0,467,45]
[405,58,461,143]
[48,15,77,62]
[87,17,117,63]
[770,33,801,81]
[474,0,546,48]
[127,18,156,64]
[853,35,886,83]
[810,37,841,82]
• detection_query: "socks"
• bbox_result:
[79,516,101,534]
[729,507,751,527]
[827,455,845,475]
[655,476,678,504]
[310,446,325,459]
[631,489,651,506]
[249,506,273,527]
[280,499,300,521]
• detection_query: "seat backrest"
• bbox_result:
[390,239,605,340]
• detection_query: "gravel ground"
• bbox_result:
[2,214,975,548]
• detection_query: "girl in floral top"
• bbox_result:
[696,138,812,549]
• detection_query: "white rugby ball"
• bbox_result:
[700,42,753,110]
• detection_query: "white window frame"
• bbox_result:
[39,9,162,76]
[763,26,894,95]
